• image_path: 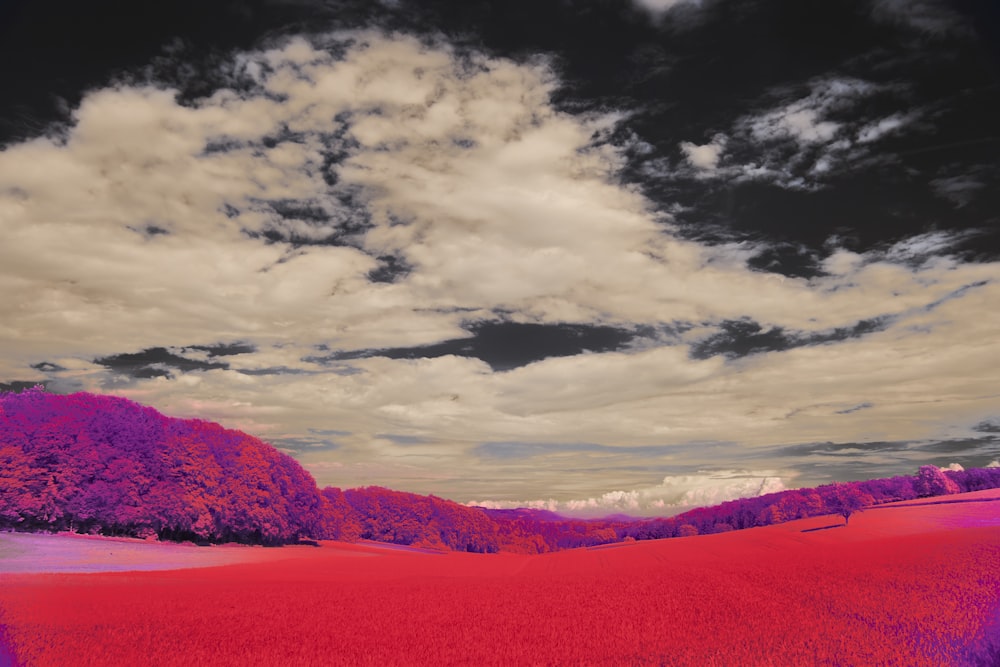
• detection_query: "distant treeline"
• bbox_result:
[2,388,998,550]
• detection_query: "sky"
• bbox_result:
[1,0,998,516]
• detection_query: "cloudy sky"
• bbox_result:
[1,0,998,515]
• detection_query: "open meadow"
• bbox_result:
[1,490,999,666]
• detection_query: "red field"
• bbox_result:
[1,492,999,666]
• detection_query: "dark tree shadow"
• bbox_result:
[801,524,845,533]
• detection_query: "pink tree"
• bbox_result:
[914,465,960,497]
[829,484,874,526]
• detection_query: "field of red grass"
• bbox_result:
[1,491,999,666]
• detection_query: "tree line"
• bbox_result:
[2,387,998,550]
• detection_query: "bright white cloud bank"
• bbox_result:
[469,470,786,517]
[0,32,998,501]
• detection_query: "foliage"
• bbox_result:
[0,387,323,545]
[3,386,1000,552]
[915,464,961,497]
[826,483,874,525]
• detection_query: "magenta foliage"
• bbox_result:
[3,386,1000,551]
[0,387,323,545]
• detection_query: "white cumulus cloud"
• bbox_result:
[469,470,786,517]
[679,134,727,172]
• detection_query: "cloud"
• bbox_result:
[931,174,986,208]
[665,77,925,189]
[856,112,918,144]
[301,460,345,474]
[0,31,998,501]
[469,469,787,517]
[973,420,1000,434]
[679,135,726,172]
[312,321,644,371]
[866,231,983,271]
[869,0,968,35]
[738,78,921,182]
[94,347,230,379]
[835,402,874,415]
[748,107,839,146]
[269,435,342,453]
[632,0,702,16]
[743,78,882,145]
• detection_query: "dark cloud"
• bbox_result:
[784,458,910,483]
[691,320,792,359]
[309,427,352,437]
[310,321,644,371]
[973,420,1000,434]
[235,367,314,376]
[127,224,170,238]
[746,242,823,279]
[377,434,431,445]
[835,402,874,414]
[690,316,891,360]
[30,362,65,372]
[775,440,912,457]
[267,436,341,452]
[266,198,332,224]
[185,343,257,357]
[923,280,990,311]
[94,347,228,379]
[367,255,412,284]
[769,436,1000,483]
[915,436,999,454]
[0,0,312,146]
[92,343,255,380]
[245,192,372,248]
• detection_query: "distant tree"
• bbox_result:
[800,491,827,518]
[677,524,698,537]
[914,465,960,497]
[729,503,760,530]
[757,504,785,526]
[319,487,362,542]
[954,466,1000,492]
[862,475,917,503]
[828,484,874,525]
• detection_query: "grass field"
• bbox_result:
[1,490,998,666]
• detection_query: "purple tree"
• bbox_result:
[828,484,873,525]
[914,465,960,497]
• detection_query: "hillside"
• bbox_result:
[1,493,998,666]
